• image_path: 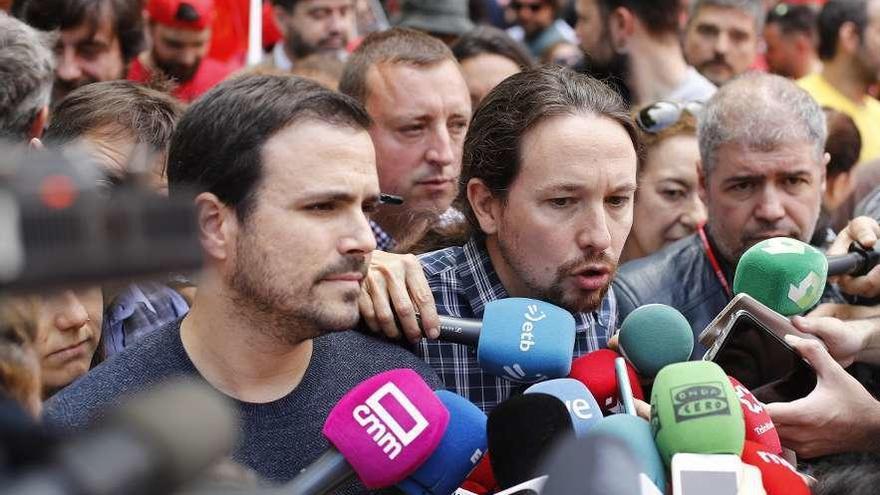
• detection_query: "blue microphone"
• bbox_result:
[397,390,488,495]
[524,379,602,438]
[430,298,576,382]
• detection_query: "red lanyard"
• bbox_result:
[698,225,733,298]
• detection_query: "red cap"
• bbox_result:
[147,0,215,30]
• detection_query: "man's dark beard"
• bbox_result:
[286,30,320,60]
[155,56,200,83]
[227,233,367,346]
[578,51,634,108]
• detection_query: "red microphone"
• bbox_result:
[569,349,644,414]
[741,440,810,495]
[728,376,782,455]
[460,452,497,494]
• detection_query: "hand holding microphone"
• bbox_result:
[826,216,880,298]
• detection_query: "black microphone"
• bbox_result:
[826,241,880,277]
[1,379,237,495]
[486,393,574,489]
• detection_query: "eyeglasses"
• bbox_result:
[635,101,704,134]
[510,1,547,13]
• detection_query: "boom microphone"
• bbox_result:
[285,369,449,494]
[650,361,745,466]
[2,379,237,495]
[733,237,827,315]
[618,304,695,375]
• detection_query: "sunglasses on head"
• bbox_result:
[510,1,547,13]
[635,101,705,134]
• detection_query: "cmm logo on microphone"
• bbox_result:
[352,382,429,460]
[670,382,731,423]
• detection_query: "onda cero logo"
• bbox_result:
[670,382,730,423]
[352,382,429,460]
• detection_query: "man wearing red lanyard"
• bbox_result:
[128,0,239,102]
[613,72,845,358]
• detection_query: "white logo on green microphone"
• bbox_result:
[761,238,806,255]
[788,271,821,308]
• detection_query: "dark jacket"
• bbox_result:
[613,233,843,359]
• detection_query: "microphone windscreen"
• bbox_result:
[398,390,487,495]
[461,452,497,494]
[728,376,782,455]
[322,369,449,488]
[650,361,744,466]
[569,349,644,414]
[619,304,694,376]
[525,378,602,438]
[478,298,576,382]
[740,441,810,495]
[487,393,574,489]
[539,432,643,495]
[733,237,828,316]
[105,378,237,487]
[584,414,666,490]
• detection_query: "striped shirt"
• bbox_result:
[415,237,617,413]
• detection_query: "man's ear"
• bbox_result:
[607,6,636,53]
[467,178,502,236]
[28,106,48,141]
[839,21,861,55]
[194,192,236,262]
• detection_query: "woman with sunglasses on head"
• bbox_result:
[621,101,707,263]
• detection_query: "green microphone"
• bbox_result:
[618,304,695,376]
[733,237,828,316]
[650,361,744,466]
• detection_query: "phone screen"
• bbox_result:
[711,313,817,403]
[679,471,738,495]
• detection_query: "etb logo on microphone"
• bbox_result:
[670,382,731,423]
[519,304,546,352]
[352,382,429,460]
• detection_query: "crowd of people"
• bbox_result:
[2,0,880,493]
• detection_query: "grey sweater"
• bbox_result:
[44,319,443,493]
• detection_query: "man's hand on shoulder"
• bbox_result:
[359,250,440,344]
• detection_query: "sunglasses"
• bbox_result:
[510,1,547,13]
[635,101,704,134]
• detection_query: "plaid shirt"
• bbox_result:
[415,238,617,413]
[370,219,396,252]
[102,282,189,358]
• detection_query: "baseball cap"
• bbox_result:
[147,0,215,30]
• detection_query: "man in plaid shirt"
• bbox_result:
[360,65,640,412]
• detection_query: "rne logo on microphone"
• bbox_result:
[519,304,546,352]
[352,382,429,460]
